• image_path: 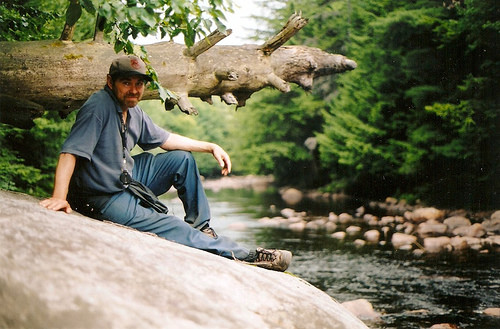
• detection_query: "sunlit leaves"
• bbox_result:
[78,0,232,50]
[62,0,232,101]
[0,2,61,41]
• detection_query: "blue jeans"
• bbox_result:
[100,150,250,260]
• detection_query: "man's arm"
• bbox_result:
[39,153,77,213]
[160,133,232,176]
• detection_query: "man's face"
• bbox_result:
[107,75,146,109]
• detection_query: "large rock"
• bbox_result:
[452,223,486,238]
[416,220,448,237]
[280,188,303,206]
[408,207,444,223]
[482,214,500,234]
[0,190,368,329]
[391,233,417,249]
[424,236,452,253]
[341,299,380,321]
[443,216,471,232]
[483,307,500,317]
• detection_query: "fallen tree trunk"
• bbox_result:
[0,13,356,128]
[0,189,369,329]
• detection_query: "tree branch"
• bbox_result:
[260,13,308,55]
[60,0,81,41]
[60,24,76,41]
[93,14,106,43]
[183,29,232,58]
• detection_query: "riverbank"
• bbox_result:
[202,176,500,255]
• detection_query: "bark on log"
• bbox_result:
[0,15,356,127]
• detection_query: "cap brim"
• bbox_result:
[116,71,153,82]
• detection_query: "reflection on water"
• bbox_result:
[162,189,500,329]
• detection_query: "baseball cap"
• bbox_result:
[109,55,153,82]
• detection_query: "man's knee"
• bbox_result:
[158,150,195,166]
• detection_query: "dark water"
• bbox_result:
[164,188,500,329]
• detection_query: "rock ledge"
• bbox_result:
[0,189,368,329]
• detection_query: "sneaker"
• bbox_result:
[250,248,292,272]
[201,224,218,238]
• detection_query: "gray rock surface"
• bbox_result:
[0,190,368,329]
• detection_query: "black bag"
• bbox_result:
[68,193,111,220]
[127,180,169,214]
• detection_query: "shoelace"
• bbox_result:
[255,249,276,263]
[201,226,218,238]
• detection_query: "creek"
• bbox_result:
[163,188,500,329]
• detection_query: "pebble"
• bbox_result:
[391,233,417,249]
[341,298,380,320]
[346,225,362,235]
[364,230,380,243]
[354,239,366,247]
[424,236,451,253]
[443,216,471,231]
[338,213,353,224]
[483,307,500,317]
[331,231,346,239]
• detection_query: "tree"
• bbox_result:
[0,0,356,196]
[246,0,498,209]
[0,5,356,127]
[315,0,499,209]
[222,87,327,187]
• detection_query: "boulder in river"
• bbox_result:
[280,188,303,206]
[483,307,500,317]
[364,230,380,243]
[341,299,380,321]
[391,233,417,249]
[408,207,445,223]
[443,216,471,232]
[423,236,452,253]
[417,220,448,237]
[481,215,500,234]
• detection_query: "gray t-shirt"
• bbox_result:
[62,86,169,197]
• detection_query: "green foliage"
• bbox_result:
[62,0,233,50]
[2,0,498,210]
[0,0,235,195]
[139,99,238,177]
[0,0,62,41]
[255,0,499,209]
[140,88,326,187]
[0,127,42,192]
[0,112,75,195]
[226,88,326,187]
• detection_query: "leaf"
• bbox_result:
[127,7,157,28]
[124,40,135,54]
[113,39,125,53]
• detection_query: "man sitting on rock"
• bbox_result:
[40,55,292,272]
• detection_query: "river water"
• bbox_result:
[164,188,500,329]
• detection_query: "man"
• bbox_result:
[40,55,292,272]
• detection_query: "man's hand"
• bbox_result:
[40,153,76,214]
[161,133,232,176]
[39,197,73,214]
[211,144,232,176]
